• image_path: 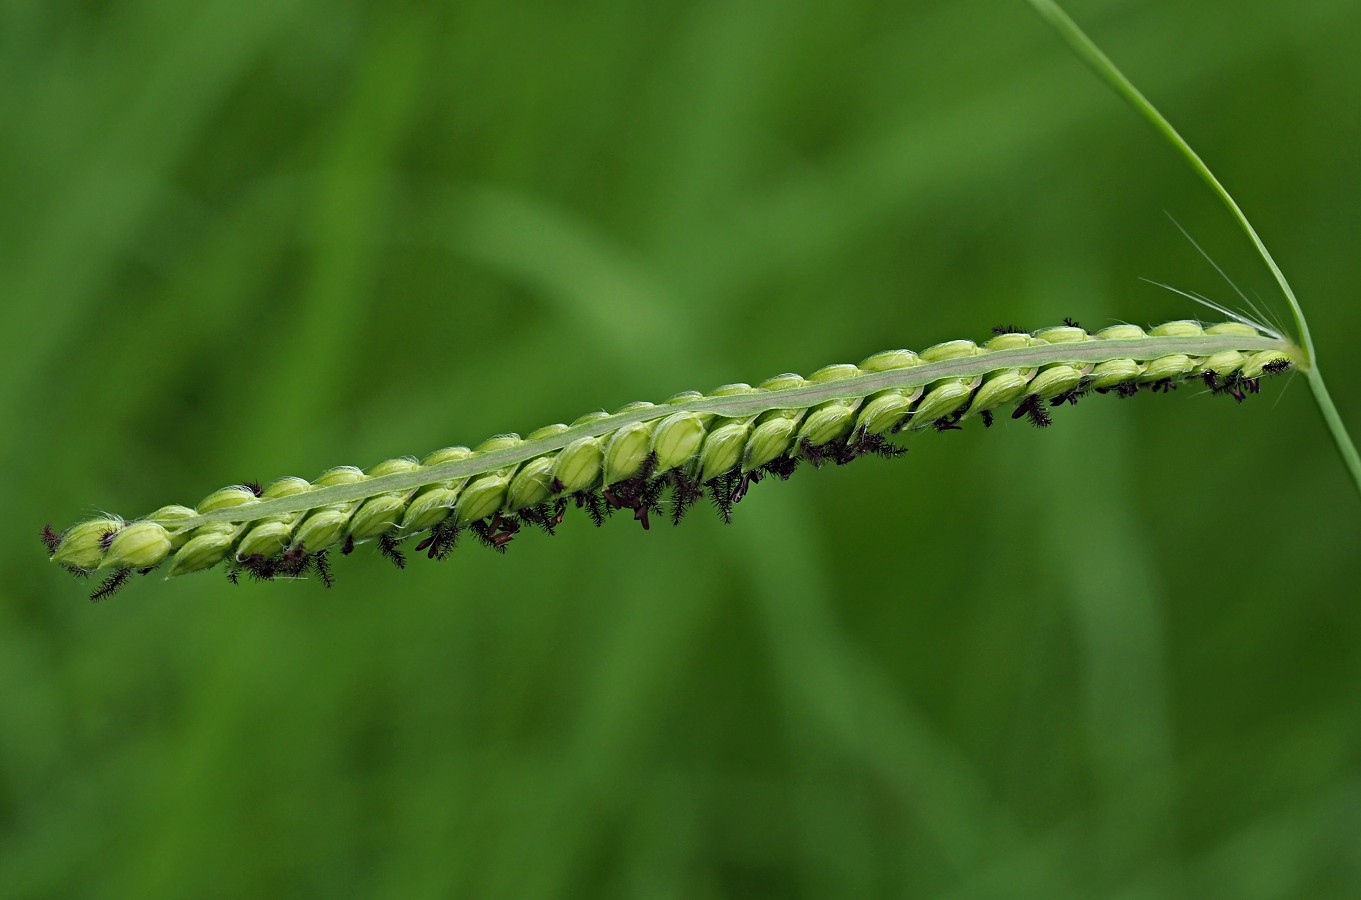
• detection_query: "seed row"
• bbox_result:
[44,320,1294,600]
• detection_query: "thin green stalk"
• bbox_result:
[1026,0,1361,498]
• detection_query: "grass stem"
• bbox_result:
[1027,0,1361,499]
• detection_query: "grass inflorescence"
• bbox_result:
[45,319,1295,601]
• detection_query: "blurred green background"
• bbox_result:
[4,0,1361,896]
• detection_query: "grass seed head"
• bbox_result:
[45,319,1297,598]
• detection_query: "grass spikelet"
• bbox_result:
[44,319,1300,598]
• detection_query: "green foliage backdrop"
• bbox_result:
[4,0,1360,896]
